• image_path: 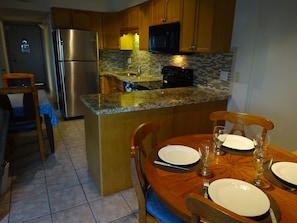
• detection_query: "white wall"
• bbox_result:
[229,0,297,151]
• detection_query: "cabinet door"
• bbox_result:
[165,0,182,23]
[51,7,73,29]
[120,6,140,33]
[139,2,150,50]
[151,0,165,25]
[195,0,235,53]
[179,0,198,52]
[151,0,182,25]
[72,10,91,30]
[102,12,120,50]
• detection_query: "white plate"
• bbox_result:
[222,134,254,150]
[271,162,297,186]
[208,178,270,217]
[158,145,200,165]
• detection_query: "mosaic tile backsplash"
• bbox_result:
[99,35,233,93]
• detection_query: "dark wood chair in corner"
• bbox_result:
[130,122,185,223]
[2,73,35,87]
[185,193,257,223]
[0,86,46,161]
[209,111,274,138]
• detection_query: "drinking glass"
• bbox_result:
[253,133,270,150]
[199,140,215,177]
[252,148,273,188]
[213,125,228,155]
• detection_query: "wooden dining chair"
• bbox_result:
[2,73,35,87]
[0,86,45,161]
[209,111,274,137]
[185,193,257,223]
[130,122,185,223]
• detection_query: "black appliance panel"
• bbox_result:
[162,66,194,88]
[149,22,180,54]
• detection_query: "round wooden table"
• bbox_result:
[145,134,297,223]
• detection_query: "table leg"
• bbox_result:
[44,114,55,153]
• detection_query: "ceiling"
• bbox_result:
[0,0,149,22]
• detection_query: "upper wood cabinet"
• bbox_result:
[180,0,236,53]
[51,8,73,29]
[120,6,140,34]
[51,8,102,32]
[150,0,182,25]
[101,12,120,50]
[139,2,151,50]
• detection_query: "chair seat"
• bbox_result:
[146,187,185,223]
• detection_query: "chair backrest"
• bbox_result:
[2,73,35,87]
[185,193,257,223]
[129,122,160,223]
[0,86,45,161]
[210,111,274,137]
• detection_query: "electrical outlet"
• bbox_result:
[127,58,132,64]
[220,71,229,81]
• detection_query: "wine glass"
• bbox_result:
[199,140,215,177]
[253,133,270,150]
[213,125,228,155]
[252,148,273,188]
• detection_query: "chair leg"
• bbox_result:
[44,114,55,153]
[36,122,45,161]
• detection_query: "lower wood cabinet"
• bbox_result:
[100,75,124,93]
[83,99,227,196]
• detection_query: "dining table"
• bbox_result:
[145,134,297,223]
[8,89,58,153]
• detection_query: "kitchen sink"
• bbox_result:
[118,72,137,77]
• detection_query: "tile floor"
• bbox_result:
[0,115,139,223]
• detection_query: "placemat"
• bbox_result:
[265,169,297,194]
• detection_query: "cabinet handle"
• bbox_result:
[161,18,166,22]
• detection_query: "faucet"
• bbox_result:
[137,65,141,78]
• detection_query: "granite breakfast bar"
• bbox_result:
[80,87,229,196]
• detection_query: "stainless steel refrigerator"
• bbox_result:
[54,29,99,119]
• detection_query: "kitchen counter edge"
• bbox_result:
[80,87,230,116]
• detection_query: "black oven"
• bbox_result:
[162,66,194,88]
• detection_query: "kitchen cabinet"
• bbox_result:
[83,98,228,195]
[100,75,124,93]
[120,6,140,34]
[139,2,151,50]
[180,0,236,53]
[51,8,73,29]
[150,0,182,25]
[51,8,101,32]
[101,12,120,50]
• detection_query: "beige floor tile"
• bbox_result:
[82,181,101,202]
[11,177,47,201]
[46,172,80,192]
[90,193,133,223]
[48,185,87,213]
[52,204,96,223]
[9,194,50,223]
[111,214,138,223]
[23,215,52,223]
[121,188,138,214]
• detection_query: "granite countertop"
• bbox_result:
[80,87,230,115]
[100,71,163,89]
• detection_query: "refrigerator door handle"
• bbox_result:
[59,62,68,116]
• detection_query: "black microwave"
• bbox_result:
[149,22,180,54]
